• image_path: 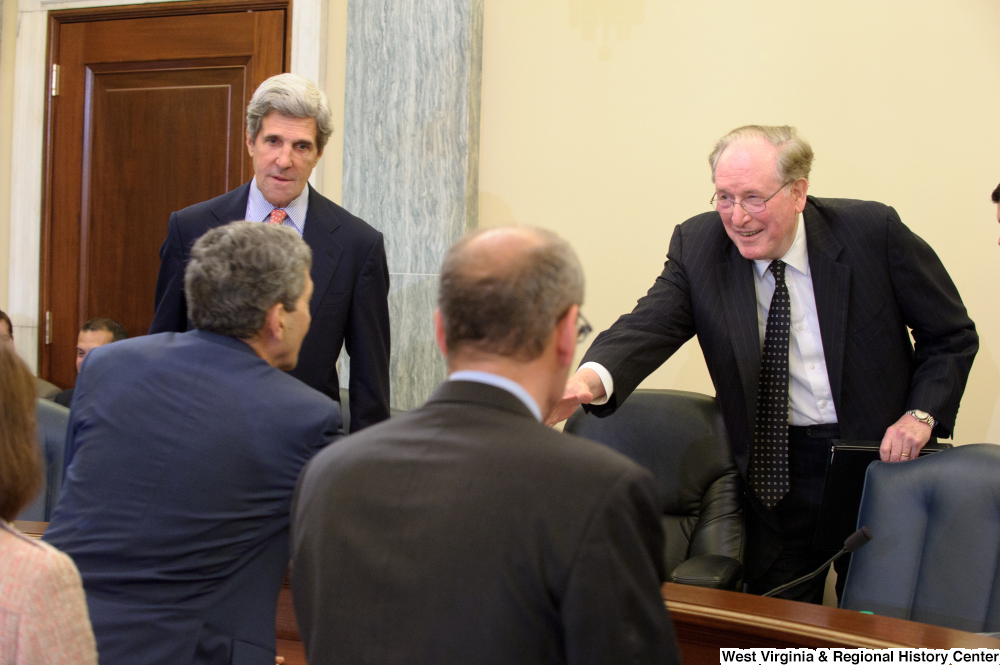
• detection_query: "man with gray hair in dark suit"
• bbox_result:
[151,73,391,433]
[291,227,680,665]
[549,125,978,604]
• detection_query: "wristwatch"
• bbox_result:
[906,409,936,429]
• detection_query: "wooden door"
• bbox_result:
[40,1,289,388]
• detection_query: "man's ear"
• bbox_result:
[262,301,286,342]
[433,309,448,357]
[246,130,255,157]
[554,304,579,368]
[792,177,809,213]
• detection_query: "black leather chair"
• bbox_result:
[841,444,1000,632]
[565,389,744,590]
[16,398,71,521]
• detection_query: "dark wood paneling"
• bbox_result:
[662,582,1000,663]
[82,65,247,340]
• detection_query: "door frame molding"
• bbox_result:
[8,0,325,373]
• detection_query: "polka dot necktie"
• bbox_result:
[269,209,287,226]
[750,260,791,509]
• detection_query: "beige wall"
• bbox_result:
[478,0,1000,444]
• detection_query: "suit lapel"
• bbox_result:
[210,182,253,224]
[301,185,344,315]
[804,200,850,415]
[716,246,760,433]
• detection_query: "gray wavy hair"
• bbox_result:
[185,222,312,338]
[246,73,333,153]
[439,228,585,361]
[709,125,814,184]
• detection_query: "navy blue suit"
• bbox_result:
[150,182,391,433]
[45,330,341,665]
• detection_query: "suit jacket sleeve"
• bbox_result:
[582,224,697,416]
[885,208,978,437]
[561,469,681,665]
[344,232,391,433]
[149,211,190,334]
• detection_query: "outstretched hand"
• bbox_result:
[546,368,606,426]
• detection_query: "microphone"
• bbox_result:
[761,526,872,598]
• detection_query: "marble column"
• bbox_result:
[341,0,483,411]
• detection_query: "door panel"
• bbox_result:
[83,64,248,336]
[41,3,288,388]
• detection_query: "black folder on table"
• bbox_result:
[813,439,950,551]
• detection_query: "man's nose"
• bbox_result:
[276,145,293,169]
[730,204,752,226]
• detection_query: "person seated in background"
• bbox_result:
[54,317,128,408]
[44,222,342,665]
[0,309,60,400]
[291,227,681,665]
[0,344,97,664]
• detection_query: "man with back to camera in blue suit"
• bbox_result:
[44,221,342,664]
[548,125,978,604]
[150,73,390,433]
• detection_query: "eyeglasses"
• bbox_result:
[576,312,593,346]
[711,181,793,214]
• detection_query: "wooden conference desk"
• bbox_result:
[16,521,1000,665]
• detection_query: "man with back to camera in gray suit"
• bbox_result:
[45,222,341,664]
[150,73,390,433]
[548,125,978,604]
[290,227,681,665]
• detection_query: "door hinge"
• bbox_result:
[45,311,51,345]
[50,64,59,97]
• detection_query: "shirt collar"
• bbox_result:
[447,370,543,422]
[753,213,809,279]
[246,178,310,235]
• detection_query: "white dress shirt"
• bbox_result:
[583,214,838,425]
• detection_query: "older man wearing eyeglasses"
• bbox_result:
[549,125,978,605]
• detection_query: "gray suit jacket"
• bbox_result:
[290,380,681,665]
[582,197,978,572]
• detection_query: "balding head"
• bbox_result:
[438,227,584,362]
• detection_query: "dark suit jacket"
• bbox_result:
[583,197,978,574]
[290,380,680,665]
[44,330,341,665]
[150,182,391,433]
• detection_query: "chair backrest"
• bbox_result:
[565,389,743,578]
[841,444,1000,632]
[16,398,71,521]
